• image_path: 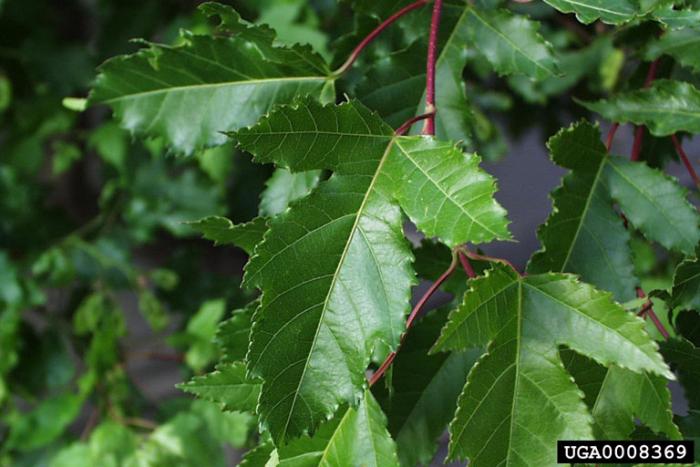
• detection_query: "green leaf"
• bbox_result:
[138,290,168,331]
[216,303,255,363]
[276,390,400,467]
[604,156,700,255]
[6,393,85,451]
[579,80,700,136]
[239,442,275,467]
[660,337,700,409]
[644,27,700,73]
[235,99,509,442]
[374,312,480,467]
[678,410,700,462]
[259,168,321,216]
[652,5,700,29]
[89,4,332,154]
[179,362,260,412]
[542,0,639,24]
[434,264,672,464]
[528,121,636,302]
[184,299,227,372]
[466,8,559,80]
[563,351,680,440]
[188,216,267,255]
[669,257,700,312]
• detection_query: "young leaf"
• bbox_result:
[528,121,636,301]
[275,390,400,467]
[669,257,700,312]
[235,99,509,442]
[542,0,639,25]
[178,362,260,412]
[604,156,700,255]
[644,26,700,73]
[188,216,267,255]
[579,80,700,136]
[374,312,480,466]
[89,4,332,154]
[259,168,321,216]
[465,7,559,80]
[434,264,672,465]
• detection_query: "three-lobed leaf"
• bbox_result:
[234,98,509,442]
[434,264,672,465]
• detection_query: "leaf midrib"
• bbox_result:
[279,138,399,439]
[101,76,328,104]
[559,155,607,271]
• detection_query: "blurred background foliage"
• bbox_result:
[1,0,698,465]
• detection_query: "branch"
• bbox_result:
[671,134,700,189]
[332,0,430,76]
[422,0,444,135]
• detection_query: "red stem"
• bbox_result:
[395,112,435,136]
[422,0,443,135]
[405,253,458,329]
[605,123,620,152]
[630,60,660,161]
[333,0,430,76]
[459,252,476,278]
[671,134,700,189]
[636,288,670,340]
[630,126,645,161]
[369,251,458,386]
[461,248,522,276]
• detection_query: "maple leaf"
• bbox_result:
[434,264,672,465]
[233,98,509,442]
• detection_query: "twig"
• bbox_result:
[332,0,430,76]
[369,250,459,385]
[422,0,444,135]
[671,134,700,189]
